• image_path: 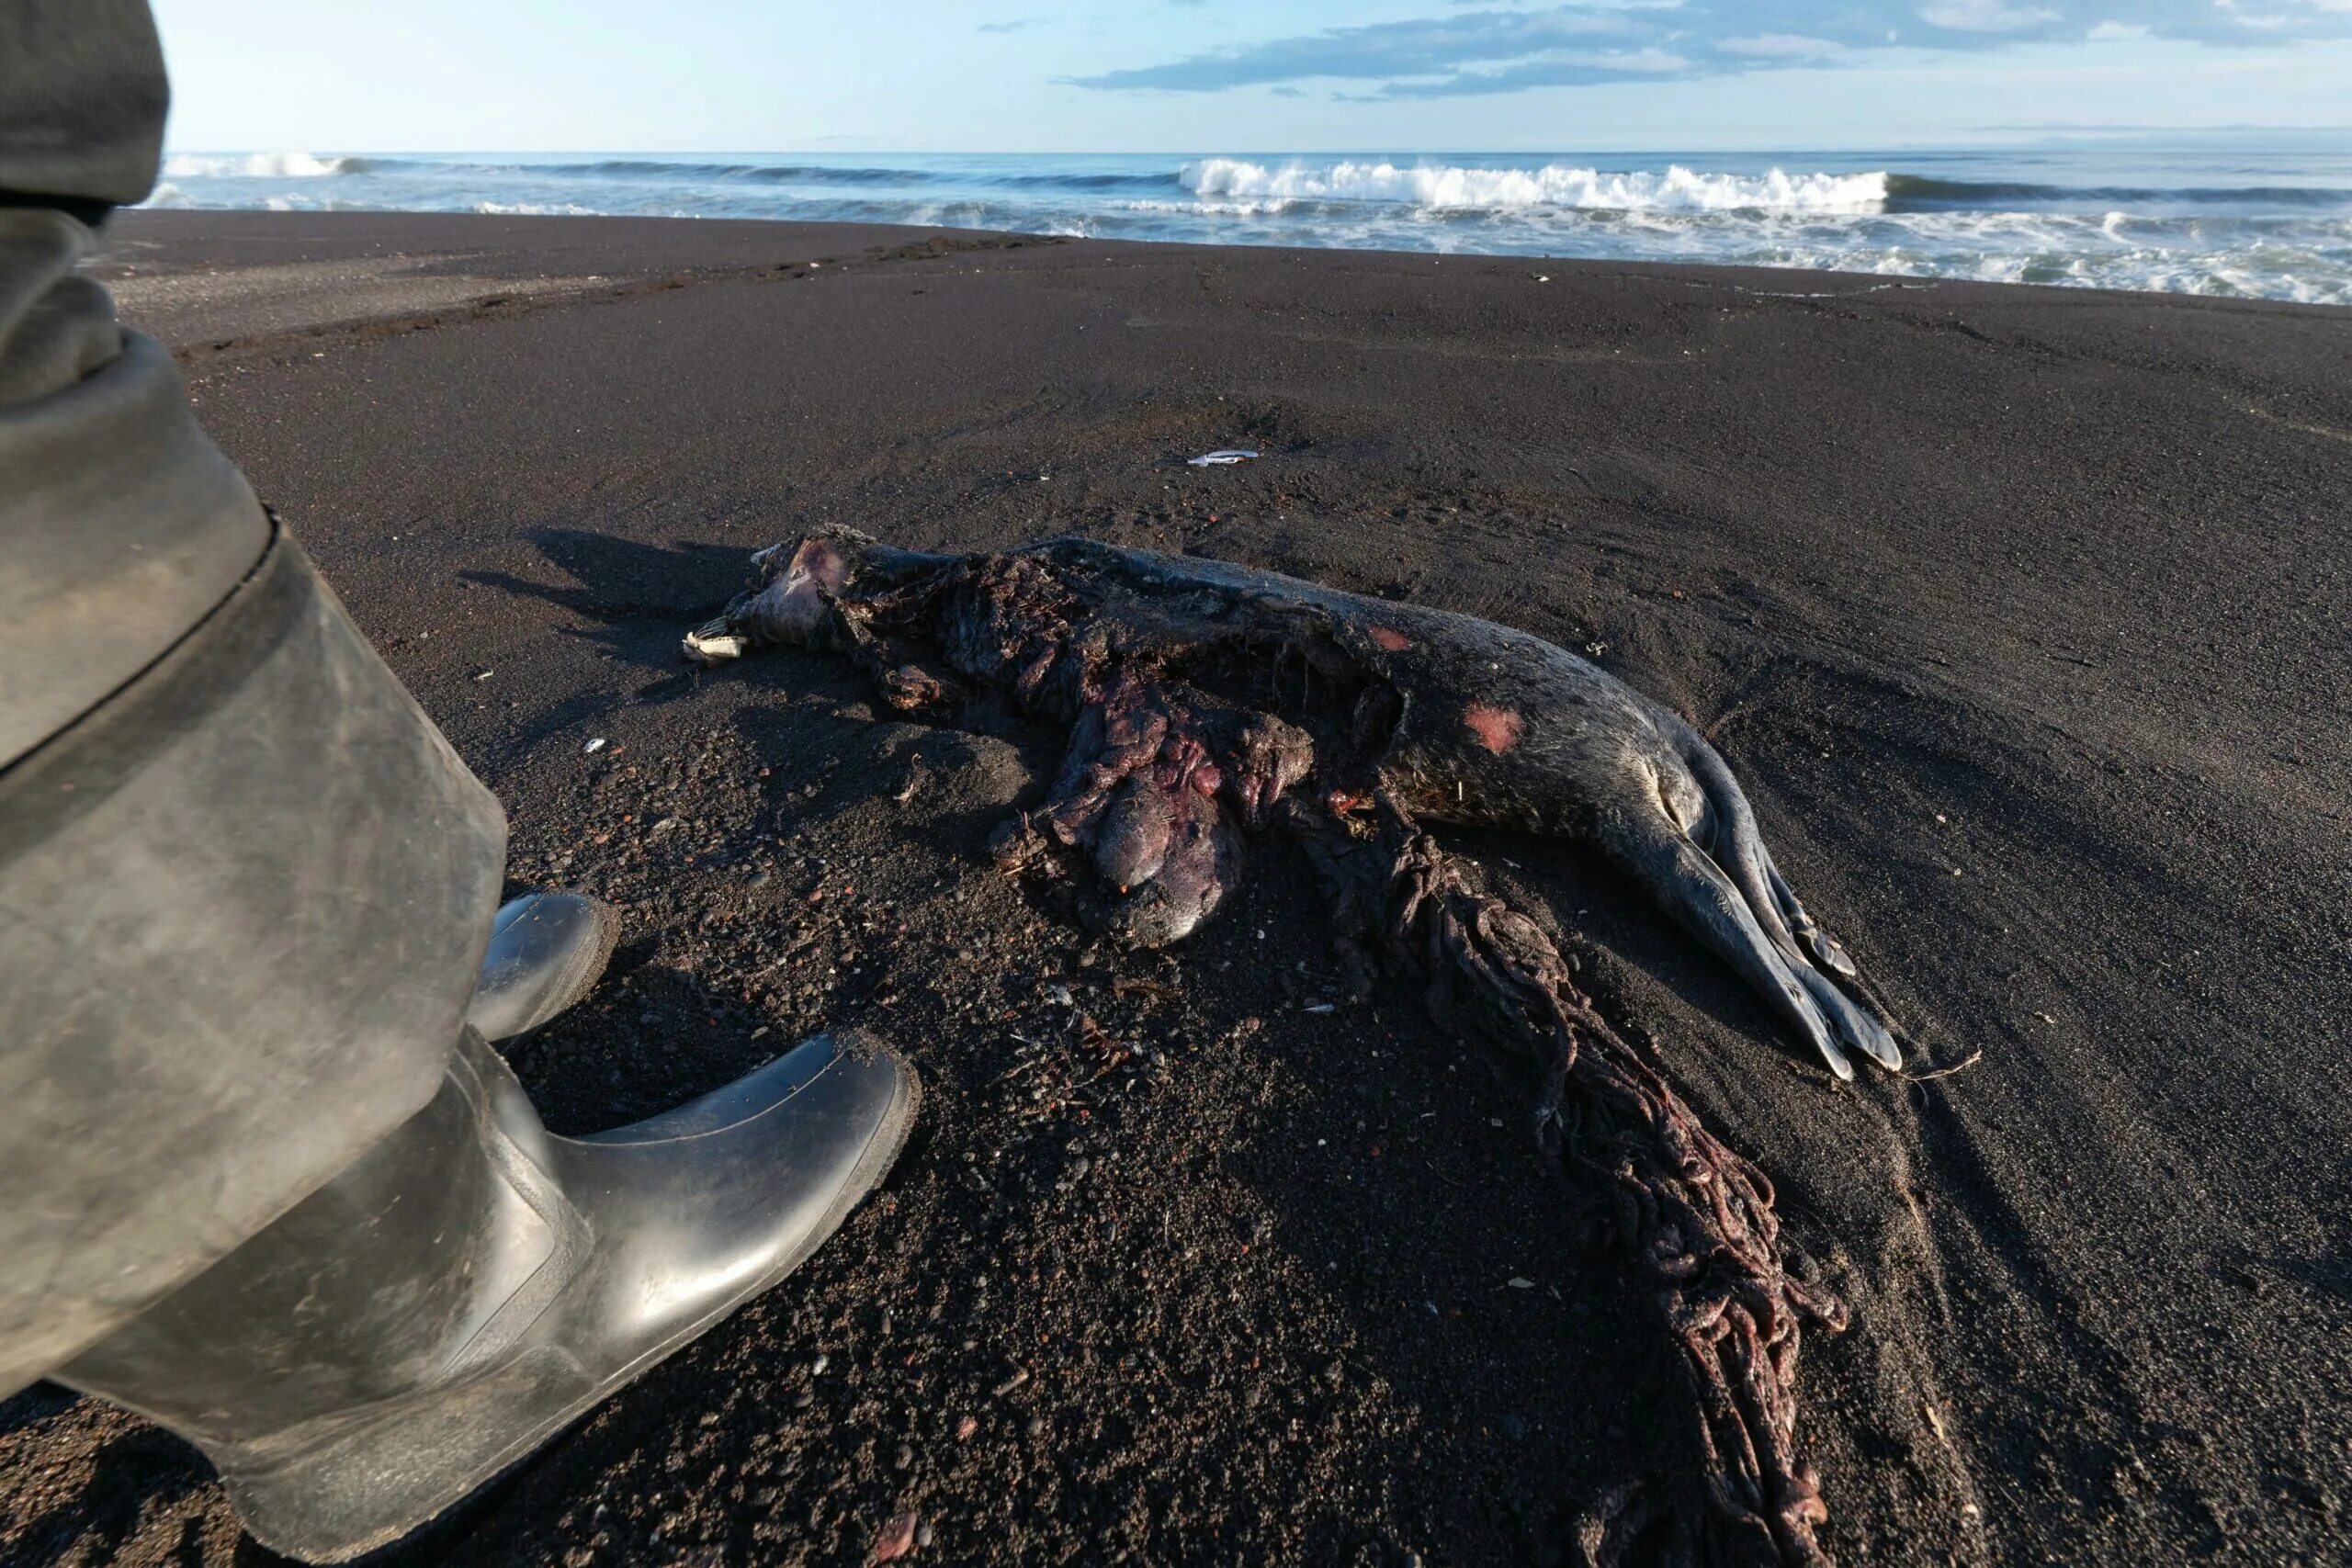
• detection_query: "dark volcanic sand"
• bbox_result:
[4,211,2348,1567]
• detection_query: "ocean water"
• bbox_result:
[145,147,2352,305]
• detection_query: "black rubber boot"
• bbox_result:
[466,892,623,1043]
[56,1026,919,1562]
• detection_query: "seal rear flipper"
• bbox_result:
[1789,953,1900,1071]
[1768,859,1858,977]
[1597,807,1857,1080]
[1652,713,1898,1069]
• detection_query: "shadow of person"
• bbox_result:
[462,525,751,674]
[444,525,782,769]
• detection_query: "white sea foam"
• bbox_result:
[1121,197,1297,218]
[1181,159,1892,213]
[163,152,366,178]
[470,200,601,216]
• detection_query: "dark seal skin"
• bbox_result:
[692,529,1899,1080]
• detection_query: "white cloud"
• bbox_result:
[1917,0,2060,31]
[1072,1,2352,98]
[1718,33,1852,57]
[1382,46,1693,96]
[2210,0,2346,11]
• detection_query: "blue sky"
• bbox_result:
[152,1,2352,152]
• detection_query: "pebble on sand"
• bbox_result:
[868,1509,920,1562]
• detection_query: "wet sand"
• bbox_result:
[4,209,2348,1566]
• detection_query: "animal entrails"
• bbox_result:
[689,530,1899,1080]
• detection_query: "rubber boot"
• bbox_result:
[56,1025,919,1562]
[466,892,623,1043]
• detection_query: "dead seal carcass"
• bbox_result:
[691,529,1897,1080]
[688,528,1898,1565]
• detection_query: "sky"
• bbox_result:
[151,0,2352,152]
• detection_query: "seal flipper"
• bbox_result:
[1790,954,1900,1071]
[1598,807,1856,1081]
[1657,716,1898,1070]
[1768,860,1858,978]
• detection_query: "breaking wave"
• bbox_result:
[161,152,378,178]
[135,148,2352,305]
[1182,159,1892,212]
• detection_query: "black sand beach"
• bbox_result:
[5,210,2347,1566]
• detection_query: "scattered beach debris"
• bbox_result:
[582,737,607,754]
[1187,448,1259,467]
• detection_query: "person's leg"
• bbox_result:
[1,8,923,1559]
[0,499,509,1389]
[3,6,466,1381]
